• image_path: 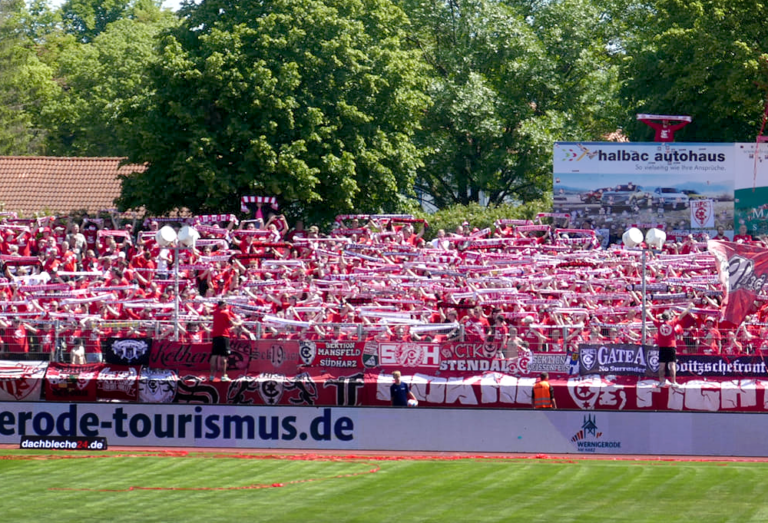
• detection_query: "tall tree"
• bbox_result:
[118,0,430,224]
[0,0,58,155]
[620,0,768,142]
[402,0,624,208]
[40,7,176,156]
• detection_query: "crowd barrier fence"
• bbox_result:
[1,319,763,362]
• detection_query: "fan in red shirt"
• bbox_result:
[637,115,690,142]
[698,318,722,354]
[82,218,100,252]
[721,330,745,355]
[0,319,37,353]
[520,316,547,352]
[486,315,509,347]
[651,303,692,387]
[733,224,753,243]
[463,306,489,342]
[210,300,241,381]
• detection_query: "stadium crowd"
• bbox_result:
[0,206,763,362]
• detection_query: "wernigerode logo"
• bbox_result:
[571,414,621,453]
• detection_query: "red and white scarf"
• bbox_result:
[241,196,277,213]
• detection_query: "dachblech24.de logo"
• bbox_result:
[571,414,621,453]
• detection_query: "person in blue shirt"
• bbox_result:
[390,370,417,407]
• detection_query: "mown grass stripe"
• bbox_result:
[2,452,768,522]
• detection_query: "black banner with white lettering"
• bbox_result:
[103,338,152,366]
[578,344,655,376]
[676,355,768,378]
[579,344,768,378]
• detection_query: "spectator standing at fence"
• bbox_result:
[210,300,240,381]
[699,318,722,354]
[487,315,509,350]
[70,337,86,365]
[464,305,489,341]
[652,303,692,387]
[521,316,546,352]
[532,372,556,409]
[502,326,529,359]
[722,330,744,355]
[390,370,416,407]
[0,318,37,354]
[733,224,753,243]
[66,223,87,253]
[713,226,728,241]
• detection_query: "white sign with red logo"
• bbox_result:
[379,343,441,368]
[0,361,48,401]
[691,199,715,228]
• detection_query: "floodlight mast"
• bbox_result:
[155,225,200,341]
[623,227,666,345]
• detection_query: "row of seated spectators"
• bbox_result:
[0,210,763,361]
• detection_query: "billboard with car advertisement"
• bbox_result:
[553,142,735,246]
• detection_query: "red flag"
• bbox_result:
[707,240,768,325]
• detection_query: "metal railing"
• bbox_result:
[2,319,761,363]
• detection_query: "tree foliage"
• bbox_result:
[60,0,160,43]
[13,0,768,223]
[417,196,553,241]
[620,0,768,142]
[402,0,624,209]
[0,0,58,155]
[40,7,176,156]
[118,0,431,224]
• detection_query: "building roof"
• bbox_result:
[0,156,145,216]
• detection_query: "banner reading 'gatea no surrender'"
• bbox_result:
[578,344,768,378]
[579,344,655,376]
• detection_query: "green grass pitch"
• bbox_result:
[2,450,767,523]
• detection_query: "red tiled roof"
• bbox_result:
[0,156,146,216]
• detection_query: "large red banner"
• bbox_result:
[45,363,103,402]
[97,365,140,402]
[7,357,768,411]
[149,340,251,373]
[248,340,303,374]
[45,363,141,402]
[708,240,768,325]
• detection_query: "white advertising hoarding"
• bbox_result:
[2,402,768,457]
